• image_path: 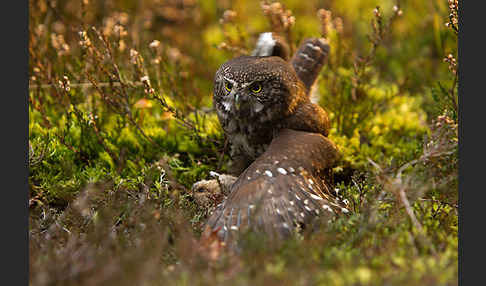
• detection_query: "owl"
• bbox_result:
[214,55,330,175]
[192,32,339,242]
[192,32,332,201]
[201,129,349,243]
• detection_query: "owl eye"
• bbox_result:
[250,83,262,94]
[224,81,233,92]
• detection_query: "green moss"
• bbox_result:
[328,84,428,170]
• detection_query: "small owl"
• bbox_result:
[214,55,330,174]
[202,129,349,243]
[192,32,338,242]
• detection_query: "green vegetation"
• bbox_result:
[29,0,458,285]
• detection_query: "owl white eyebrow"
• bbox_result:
[222,77,236,84]
[222,76,255,88]
[239,81,255,88]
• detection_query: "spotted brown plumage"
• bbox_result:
[203,129,349,242]
[214,56,330,175]
[290,37,330,92]
[193,33,341,244]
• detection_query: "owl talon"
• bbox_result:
[191,179,225,208]
[191,173,238,208]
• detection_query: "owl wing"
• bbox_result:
[285,101,331,137]
[291,37,330,92]
[204,129,348,243]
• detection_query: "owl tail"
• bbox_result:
[291,37,330,92]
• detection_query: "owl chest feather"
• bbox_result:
[224,113,286,160]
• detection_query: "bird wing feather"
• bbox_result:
[205,129,348,243]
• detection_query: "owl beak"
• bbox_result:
[234,93,241,111]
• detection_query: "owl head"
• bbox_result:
[213,56,306,121]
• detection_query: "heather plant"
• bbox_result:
[29,0,458,285]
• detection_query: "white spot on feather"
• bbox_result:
[277,168,287,175]
[323,204,333,213]
[222,101,231,111]
[310,194,323,201]
[265,170,273,177]
[254,102,264,113]
[299,52,314,62]
[306,42,322,51]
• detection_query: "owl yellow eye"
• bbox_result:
[224,81,233,92]
[250,83,262,94]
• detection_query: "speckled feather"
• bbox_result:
[291,38,330,91]
[213,56,330,174]
[204,129,349,243]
